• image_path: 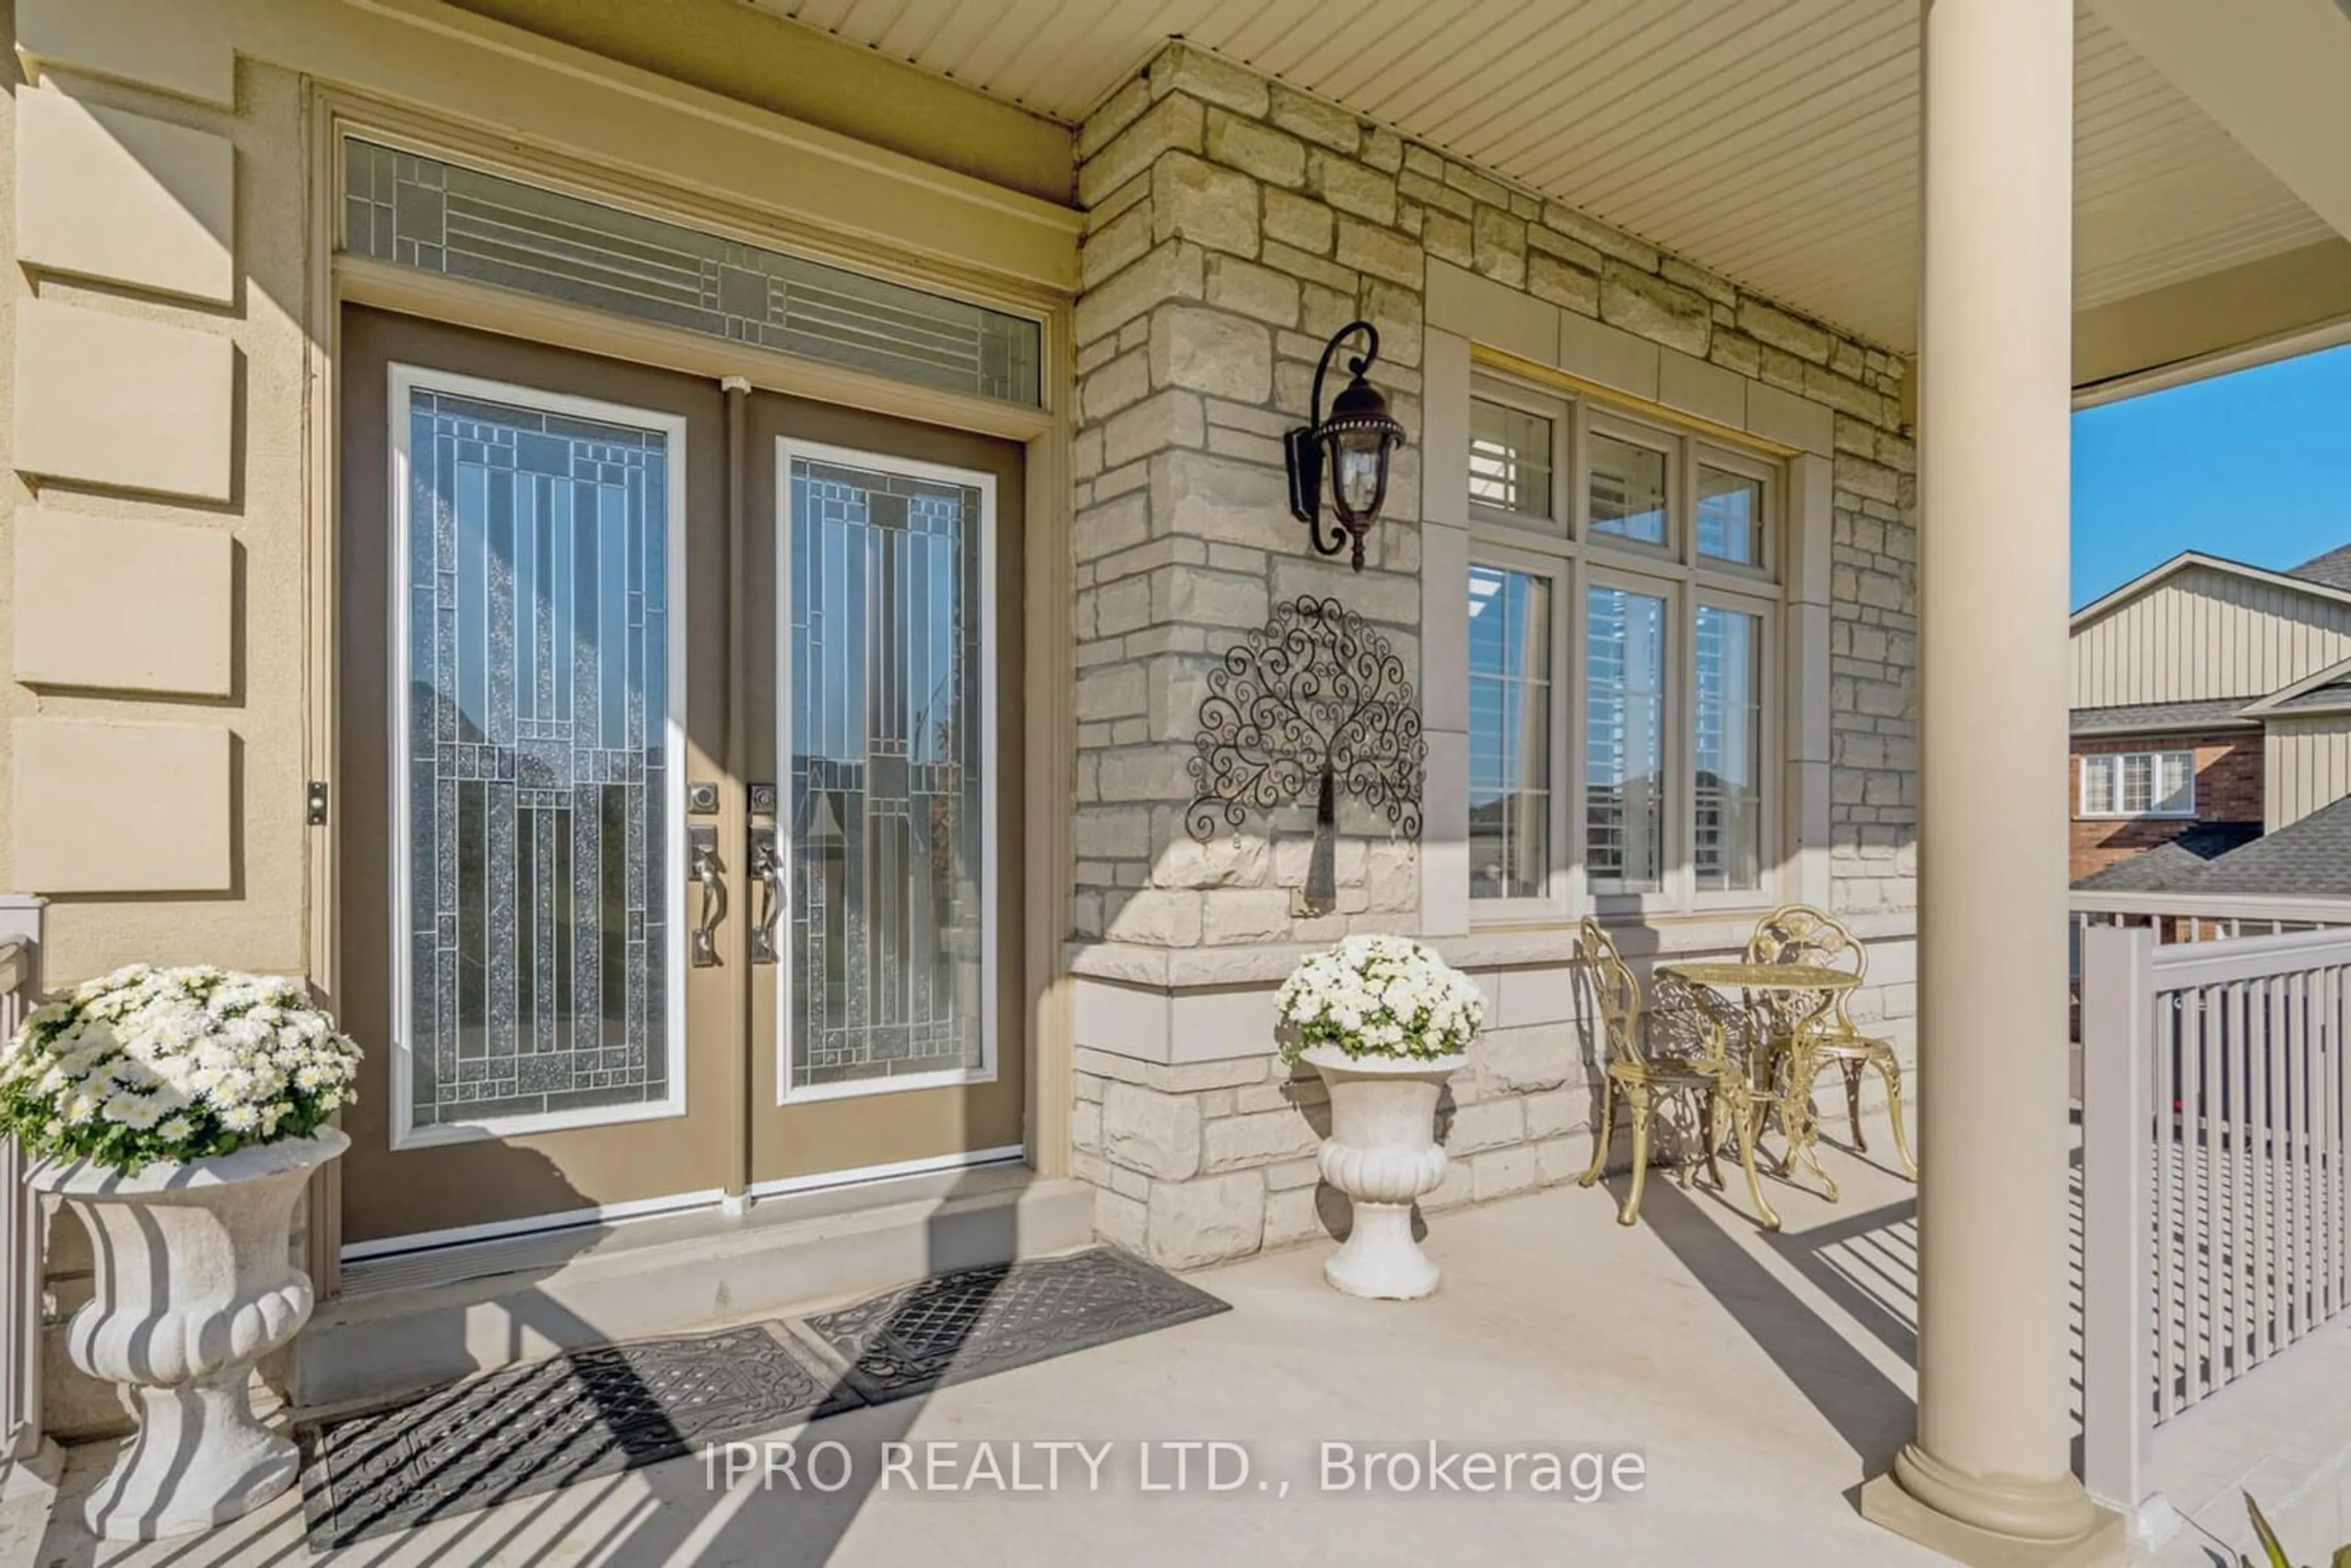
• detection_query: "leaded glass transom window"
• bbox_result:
[343,138,1042,408]
[784,449,990,1094]
[397,378,679,1131]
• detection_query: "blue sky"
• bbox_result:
[2071,342,2351,609]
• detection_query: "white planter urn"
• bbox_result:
[27,1128,348,1540]
[1305,1046,1468,1300]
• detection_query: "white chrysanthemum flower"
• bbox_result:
[1276,935,1482,1065]
[2,964,361,1174]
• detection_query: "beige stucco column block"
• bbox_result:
[16,0,235,108]
[1861,0,2120,1562]
[13,511,234,696]
[13,301,234,502]
[10,719,233,894]
[16,89,235,304]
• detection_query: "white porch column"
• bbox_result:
[1861,1,2122,1563]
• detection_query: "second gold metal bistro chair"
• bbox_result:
[1743,903,1918,1181]
[1575,918,1782,1231]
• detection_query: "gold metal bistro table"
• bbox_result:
[1654,961,1861,1203]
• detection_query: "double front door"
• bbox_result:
[337,309,1026,1253]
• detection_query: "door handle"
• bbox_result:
[688,825,726,967]
[749,824,782,966]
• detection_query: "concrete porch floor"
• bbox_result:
[4,1131,1973,1568]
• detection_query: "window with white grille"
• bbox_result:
[2079,751,2195,818]
[1466,373,1782,920]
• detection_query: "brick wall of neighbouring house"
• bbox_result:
[2069,731,2263,882]
[1067,42,1920,1270]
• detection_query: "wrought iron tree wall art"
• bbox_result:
[1186,596,1427,915]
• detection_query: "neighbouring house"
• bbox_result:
[4,1,2351,1561]
[2069,545,2351,887]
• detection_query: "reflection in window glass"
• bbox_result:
[1589,433,1669,546]
[2084,750,2194,817]
[400,386,675,1128]
[1468,566,1551,900]
[789,457,987,1091]
[1586,586,1667,894]
[1469,399,1554,521]
[2158,752,2194,814]
[1695,606,1763,891]
[1697,466,1763,565]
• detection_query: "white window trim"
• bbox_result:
[2078,749,2197,820]
[1693,441,1779,582]
[386,363,691,1150]
[1465,543,1575,925]
[1584,407,1681,561]
[1458,365,1792,930]
[773,437,1000,1105]
[1468,384,1568,533]
[1689,588,1779,910]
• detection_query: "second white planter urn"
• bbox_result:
[1304,1046,1468,1300]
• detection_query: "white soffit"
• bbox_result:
[757,0,2333,354]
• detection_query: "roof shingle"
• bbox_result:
[2071,823,2262,893]
[2290,543,2351,594]
[2177,796,2351,898]
[2070,699,2258,735]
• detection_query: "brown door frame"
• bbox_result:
[309,271,1074,1288]
[336,308,744,1251]
[743,401,1028,1190]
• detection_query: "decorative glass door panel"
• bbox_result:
[341,310,1023,1250]
[781,445,992,1099]
[394,372,685,1138]
[339,309,735,1251]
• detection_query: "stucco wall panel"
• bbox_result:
[13,299,234,501]
[12,511,233,696]
[9,719,232,893]
[1,57,311,981]
[17,0,236,109]
[16,89,235,304]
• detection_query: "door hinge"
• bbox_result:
[307,781,329,826]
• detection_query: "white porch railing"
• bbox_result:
[2079,913,2351,1524]
[0,895,42,1466]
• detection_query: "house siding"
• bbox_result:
[2265,713,2351,831]
[2071,565,2351,708]
[2068,730,2263,883]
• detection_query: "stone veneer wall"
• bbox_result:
[1066,43,1919,1269]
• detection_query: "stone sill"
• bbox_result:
[1066,910,1919,990]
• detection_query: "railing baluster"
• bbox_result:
[2265,969,2284,1363]
[2233,970,2251,1382]
[0,901,43,1465]
[2082,926,2156,1514]
[2191,987,2210,1401]
[2296,967,2311,1335]
[2155,960,2178,1424]
[2322,968,2341,1326]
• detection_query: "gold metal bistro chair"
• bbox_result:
[1742,904,1918,1181]
[1575,918,1781,1231]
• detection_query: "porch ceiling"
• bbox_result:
[754,0,2335,356]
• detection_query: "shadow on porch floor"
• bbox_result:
[20,1141,1966,1567]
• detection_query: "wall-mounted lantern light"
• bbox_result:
[1285,321,1408,572]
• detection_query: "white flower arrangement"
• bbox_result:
[1275,934,1485,1064]
[1,965,361,1175]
